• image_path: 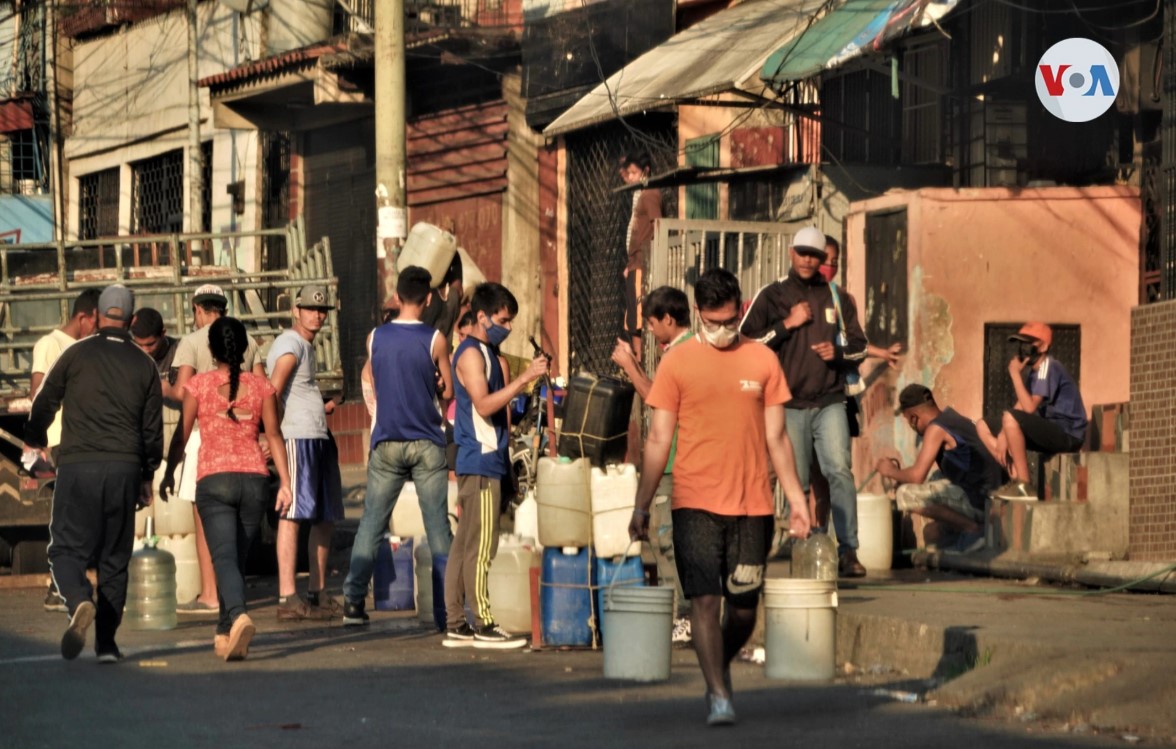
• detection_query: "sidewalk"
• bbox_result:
[818,563,1176,743]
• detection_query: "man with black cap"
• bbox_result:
[977,322,1087,497]
[169,284,265,614]
[877,385,1005,553]
[740,227,869,577]
[267,284,344,620]
[26,284,163,662]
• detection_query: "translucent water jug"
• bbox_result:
[792,533,838,581]
[489,543,540,634]
[535,457,591,548]
[397,222,457,287]
[125,518,178,630]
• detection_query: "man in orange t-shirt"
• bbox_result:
[630,268,811,727]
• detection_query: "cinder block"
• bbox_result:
[986,496,1127,558]
[1043,452,1129,506]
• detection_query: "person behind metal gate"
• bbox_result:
[619,149,663,356]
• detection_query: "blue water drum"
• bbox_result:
[595,555,645,642]
[432,553,448,631]
[540,547,594,647]
[374,536,415,611]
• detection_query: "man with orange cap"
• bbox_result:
[978,322,1087,497]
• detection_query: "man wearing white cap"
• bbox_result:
[169,284,264,614]
[26,284,163,662]
[740,227,869,578]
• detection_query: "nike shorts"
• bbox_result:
[283,437,344,523]
[672,509,773,609]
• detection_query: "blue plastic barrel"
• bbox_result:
[374,536,415,611]
[540,547,594,647]
[594,555,644,642]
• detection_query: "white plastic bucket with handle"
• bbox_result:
[763,578,838,681]
[602,540,674,681]
[855,492,894,571]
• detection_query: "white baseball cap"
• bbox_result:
[792,227,828,257]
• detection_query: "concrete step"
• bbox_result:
[987,496,1128,558]
[1042,451,1129,505]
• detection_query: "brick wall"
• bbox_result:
[1129,300,1176,561]
[327,402,371,467]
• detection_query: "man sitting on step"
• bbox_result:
[876,385,1005,554]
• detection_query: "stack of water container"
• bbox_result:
[534,456,645,647]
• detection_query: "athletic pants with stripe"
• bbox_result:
[444,475,501,629]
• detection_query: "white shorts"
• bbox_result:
[175,428,202,503]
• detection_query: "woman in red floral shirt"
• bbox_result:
[161,317,292,661]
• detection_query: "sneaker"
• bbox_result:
[276,596,332,622]
[706,693,737,727]
[945,531,986,555]
[472,623,527,650]
[443,623,477,648]
[43,587,67,613]
[993,481,1036,500]
[225,614,255,662]
[61,601,95,661]
[671,617,692,644]
[342,599,369,627]
[96,646,123,665]
[838,550,867,579]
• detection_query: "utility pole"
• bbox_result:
[375,0,407,307]
[187,0,204,243]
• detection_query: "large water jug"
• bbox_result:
[557,374,635,467]
[125,519,177,631]
[153,495,195,537]
[397,222,457,287]
[856,493,894,571]
[390,481,460,539]
[514,490,539,546]
[489,543,540,634]
[374,536,415,611]
[157,533,201,605]
[793,533,838,581]
[540,546,594,647]
[457,247,486,301]
[535,457,591,548]
[591,464,638,558]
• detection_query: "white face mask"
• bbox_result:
[698,322,739,349]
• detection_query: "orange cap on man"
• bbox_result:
[1008,321,1052,350]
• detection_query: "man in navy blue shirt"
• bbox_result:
[978,322,1087,497]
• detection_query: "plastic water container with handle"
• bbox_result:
[590,464,638,558]
[397,222,457,286]
[536,457,591,548]
[125,518,177,631]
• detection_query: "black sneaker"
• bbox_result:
[472,623,527,650]
[342,599,369,627]
[97,646,123,665]
[442,623,477,648]
[61,601,95,661]
[43,587,67,613]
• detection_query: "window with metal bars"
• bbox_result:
[5,128,48,194]
[131,149,183,235]
[78,167,120,240]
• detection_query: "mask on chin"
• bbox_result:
[699,324,739,349]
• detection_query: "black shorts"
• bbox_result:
[671,509,773,609]
[1002,410,1083,454]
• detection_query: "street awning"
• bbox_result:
[761,0,961,85]
[544,0,827,137]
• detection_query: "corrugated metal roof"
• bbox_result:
[198,43,346,89]
[761,0,962,83]
[544,0,827,137]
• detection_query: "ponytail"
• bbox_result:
[208,316,248,423]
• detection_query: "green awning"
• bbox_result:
[760,0,897,84]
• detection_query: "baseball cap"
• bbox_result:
[192,284,228,307]
[1008,321,1052,349]
[792,227,828,257]
[295,284,332,310]
[898,384,935,411]
[98,284,134,322]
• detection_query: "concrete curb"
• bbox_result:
[924,552,1176,594]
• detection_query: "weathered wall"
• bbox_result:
[846,186,1140,482]
[1129,300,1176,561]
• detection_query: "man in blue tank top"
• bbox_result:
[342,267,455,626]
[876,385,1006,554]
[443,282,547,649]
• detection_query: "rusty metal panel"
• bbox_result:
[730,127,786,169]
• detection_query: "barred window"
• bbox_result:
[131,149,183,234]
[78,168,120,240]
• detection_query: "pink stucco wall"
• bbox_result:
[844,186,1140,483]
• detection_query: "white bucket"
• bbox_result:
[602,586,675,682]
[856,493,894,571]
[763,578,838,681]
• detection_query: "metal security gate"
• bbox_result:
[647,218,794,304]
[1162,0,1176,300]
[565,120,676,375]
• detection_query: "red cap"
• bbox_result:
[1009,321,1052,349]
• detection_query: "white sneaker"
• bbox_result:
[671,617,692,644]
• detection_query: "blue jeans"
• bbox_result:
[194,473,268,635]
[344,439,452,603]
[786,403,858,553]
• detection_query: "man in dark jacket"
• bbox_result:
[26,284,163,663]
[740,227,869,577]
